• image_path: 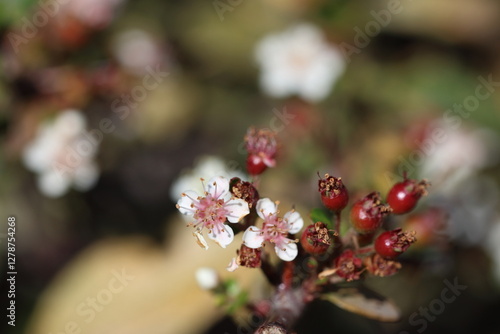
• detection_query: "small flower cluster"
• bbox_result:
[22,110,100,197]
[176,128,430,331]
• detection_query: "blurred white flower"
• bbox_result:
[195,267,220,290]
[62,0,124,28]
[419,124,498,194]
[170,155,246,202]
[22,110,100,197]
[112,29,166,75]
[433,175,499,246]
[255,23,345,102]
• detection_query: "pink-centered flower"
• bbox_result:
[242,198,303,261]
[176,176,250,249]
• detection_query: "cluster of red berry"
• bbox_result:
[300,174,429,281]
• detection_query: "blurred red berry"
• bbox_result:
[244,128,277,176]
[246,155,268,176]
[403,208,446,248]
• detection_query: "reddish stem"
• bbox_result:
[356,246,375,255]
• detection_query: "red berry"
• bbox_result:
[300,222,331,255]
[318,174,349,212]
[350,192,391,234]
[374,228,417,259]
[386,179,429,214]
[246,154,268,175]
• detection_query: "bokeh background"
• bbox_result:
[1,0,500,333]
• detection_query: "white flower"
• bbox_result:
[242,198,303,261]
[255,23,345,102]
[176,176,250,249]
[170,155,246,202]
[22,110,100,197]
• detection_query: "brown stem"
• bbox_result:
[356,245,375,255]
[333,211,343,252]
[260,257,281,286]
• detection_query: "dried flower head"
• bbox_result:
[334,249,364,282]
[363,253,402,277]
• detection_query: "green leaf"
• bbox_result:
[226,291,248,315]
[224,278,241,297]
[321,286,401,322]
[310,208,333,229]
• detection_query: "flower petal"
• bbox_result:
[284,210,304,234]
[207,224,234,248]
[176,190,199,216]
[193,230,209,250]
[242,227,265,249]
[226,258,239,272]
[256,198,277,220]
[262,156,276,168]
[206,176,231,201]
[225,198,250,223]
[274,241,298,261]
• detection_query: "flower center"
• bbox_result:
[194,195,228,230]
[262,215,288,244]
